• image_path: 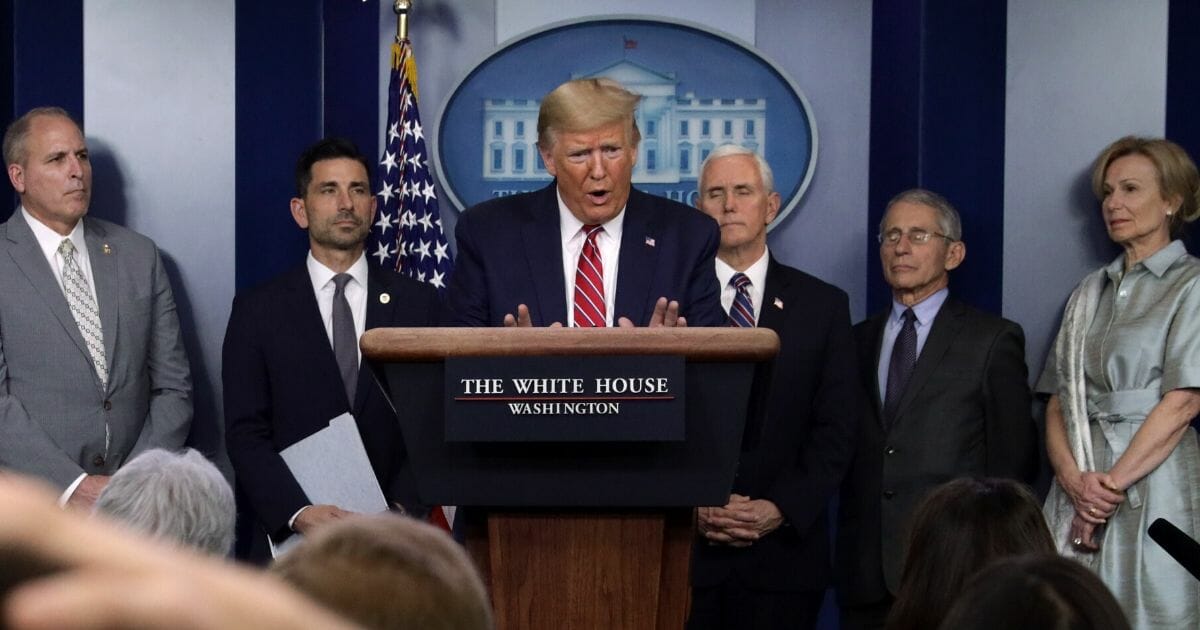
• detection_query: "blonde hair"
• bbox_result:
[537,78,641,150]
[1091,136,1200,233]
[272,514,492,630]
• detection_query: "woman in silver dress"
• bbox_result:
[1043,136,1200,628]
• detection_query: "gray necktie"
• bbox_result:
[332,273,358,407]
[58,239,108,389]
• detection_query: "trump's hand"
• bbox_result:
[618,298,686,328]
[503,304,562,327]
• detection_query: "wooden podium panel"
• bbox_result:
[364,328,778,629]
[465,510,693,630]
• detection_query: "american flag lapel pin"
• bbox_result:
[774,297,784,310]
[645,236,656,247]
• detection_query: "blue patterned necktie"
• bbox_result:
[883,308,917,428]
[726,273,755,327]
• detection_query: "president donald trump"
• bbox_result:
[446,78,724,328]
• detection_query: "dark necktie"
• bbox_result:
[332,273,358,407]
[573,225,605,327]
[726,273,755,327]
[883,308,917,427]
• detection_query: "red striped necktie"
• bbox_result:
[574,225,606,327]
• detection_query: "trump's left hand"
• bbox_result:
[617,297,687,328]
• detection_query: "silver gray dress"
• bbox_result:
[1039,240,1200,629]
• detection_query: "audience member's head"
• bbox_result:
[272,513,493,630]
[887,477,1055,630]
[0,473,358,630]
[938,554,1130,630]
[93,448,235,556]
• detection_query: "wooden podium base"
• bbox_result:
[464,509,694,629]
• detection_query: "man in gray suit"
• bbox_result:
[0,107,191,509]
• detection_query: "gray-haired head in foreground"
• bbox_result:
[882,188,963,241]
[94,448,235,556]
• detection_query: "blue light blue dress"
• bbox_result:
[1039,240,1200,629]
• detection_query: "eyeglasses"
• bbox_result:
[877,228,955,245]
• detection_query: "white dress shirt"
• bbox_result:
[22,208,98,505]
[714,248,769,325]
[306,251,368,364]
[22,207,96,297]
[558,189,624,326]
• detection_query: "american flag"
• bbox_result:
[368,40,453,292]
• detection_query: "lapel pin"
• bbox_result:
[379,293,391,304]
[102,243,112,255]
[644,236,656,247]
[774,297,784,310]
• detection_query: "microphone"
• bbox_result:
[1148,518,1200,581]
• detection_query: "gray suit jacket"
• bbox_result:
[0,211,192,489]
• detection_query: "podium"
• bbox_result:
[363,327,778,629]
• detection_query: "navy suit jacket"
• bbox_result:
[691,258,860,592]
[835,298,1037,605]
[223,262,440,558]
[446,183,724,327]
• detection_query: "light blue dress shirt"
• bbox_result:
[876,287,949,403]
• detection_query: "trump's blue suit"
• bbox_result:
[446,183,724,327]
[223,262,440,562]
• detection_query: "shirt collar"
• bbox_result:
[21,206,86,261]
[891,286,949,326]
[715,247,770,290]
[1106,239,1187,280]
[306,250,369,293]
[557,188,625,242]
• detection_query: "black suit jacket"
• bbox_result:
[446,183,724,327]
[835,297,1037,605]
[223,263,440,558]
[691,258,860,592]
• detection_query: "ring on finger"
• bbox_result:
[1088,506,1098,516]
[1072,537,1083,546]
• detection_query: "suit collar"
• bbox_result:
[888,298,967,425]
[864,310,889,418]
[284,263,353,409]
[290,261,389,416]
[3,214,111,390]
[520,184,568,325]
[614,188,661,324]
[84,218,119,377]
[756,256,791,332]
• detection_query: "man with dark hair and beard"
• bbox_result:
[223,138,441,563]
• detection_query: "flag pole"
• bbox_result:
[394,0,410,43]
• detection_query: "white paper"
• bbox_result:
[270,413,389,557]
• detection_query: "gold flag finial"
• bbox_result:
[394,0,411,43]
